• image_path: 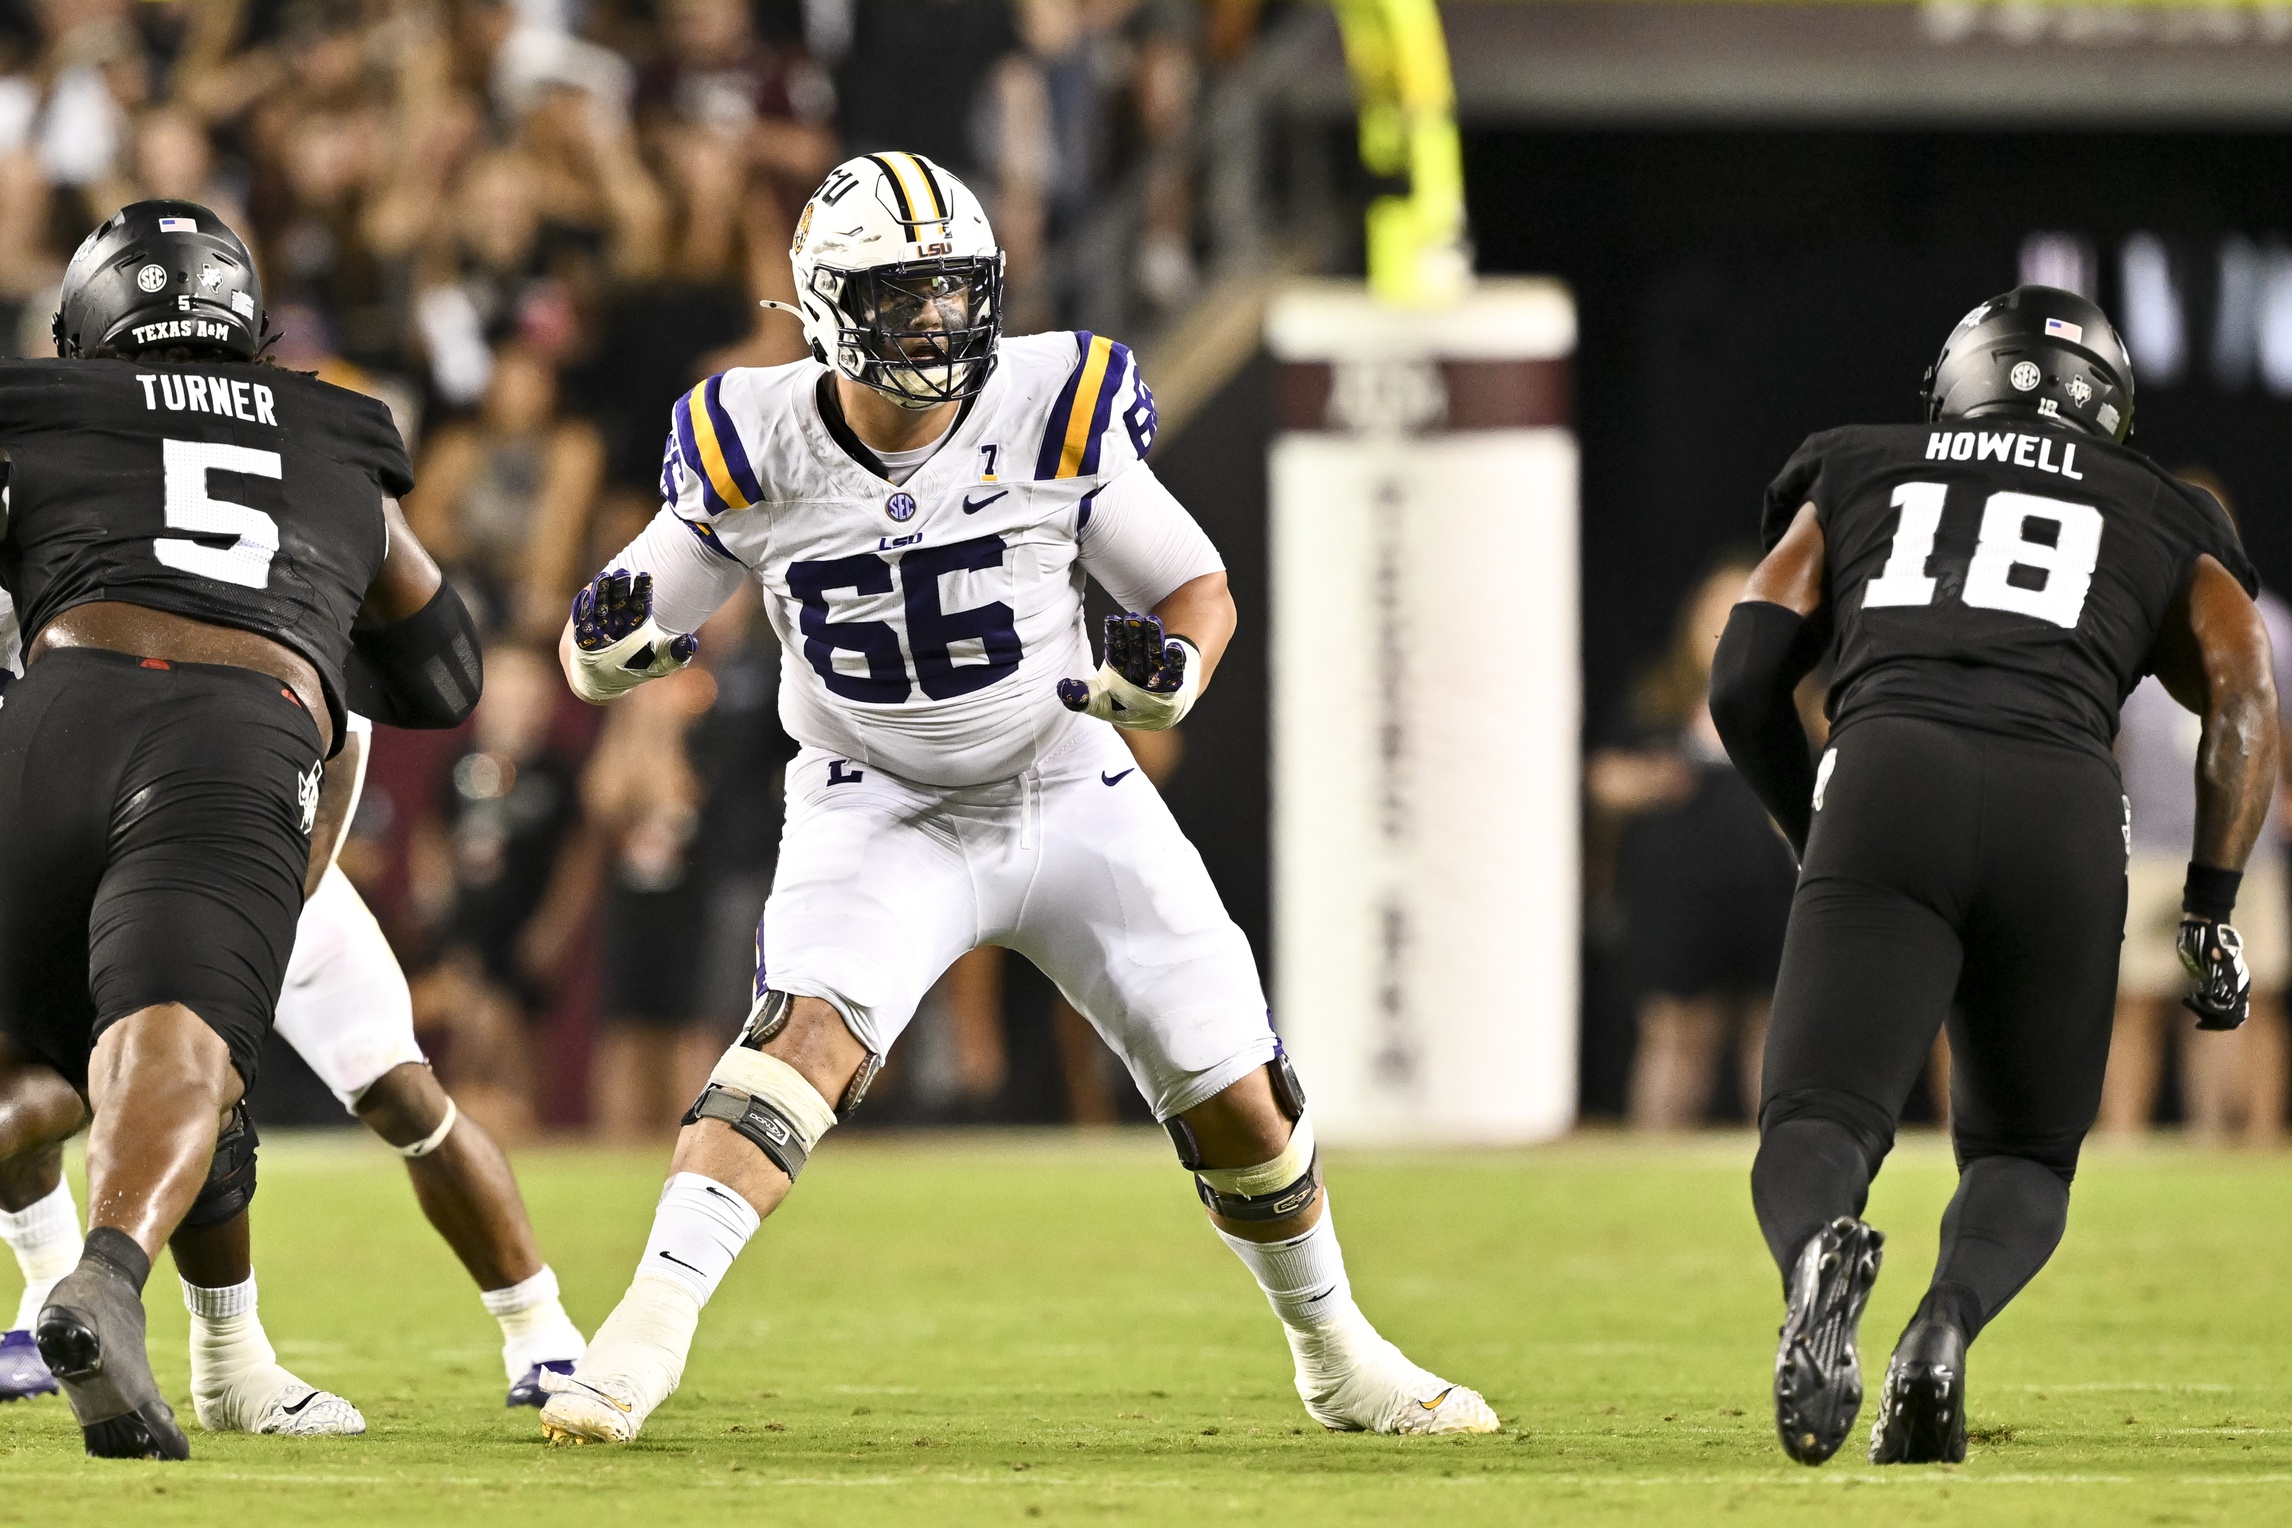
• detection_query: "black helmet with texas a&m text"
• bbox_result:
[52,200,266,363]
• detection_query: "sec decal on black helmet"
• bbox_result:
[1921,285,2134,444]
[52,199,266,363]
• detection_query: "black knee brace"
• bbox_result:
[180,1101,257,1228]
[1165,1051,1318,1223]
[734,988,881,1117]
[1952,1130,2085,1188]
[682,1087,812,1181]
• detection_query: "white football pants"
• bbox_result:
[272,865,426,1110]
[762,723,1276,1120]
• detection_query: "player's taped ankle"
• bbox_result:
[399,1097,459,1159]
[682,1047,839,1181]
[181,1101,257,1228]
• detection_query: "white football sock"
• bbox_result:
[1,1178,80,1331]
[481,1264,586,1380]
[1218,1206,1365,1332]
[184,1274,284,1430]
[1218,1205,1381,1387]
[636,1173,760,1305]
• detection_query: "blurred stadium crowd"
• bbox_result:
[0,0,1274,1137]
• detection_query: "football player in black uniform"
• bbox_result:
[0,201,482,1457]
[1710,288,2276,1466]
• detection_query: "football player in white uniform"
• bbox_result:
[0,614,584,1425]
[536,152,1498,1444]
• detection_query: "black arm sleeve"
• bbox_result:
[1708,600,1826,857]
[345,581,483,729]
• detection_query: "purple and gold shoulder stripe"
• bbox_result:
[1035,332,1134,481]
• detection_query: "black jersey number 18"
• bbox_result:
[1863,480,2102,630]
[156,438,282,591]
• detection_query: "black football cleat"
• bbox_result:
[35,1261,188,1461]
[1773,1216,1884,1465]
[1869,1318,1968,1464]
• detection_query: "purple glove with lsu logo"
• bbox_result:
[1057,612,1199,731]
[566,570,697,703]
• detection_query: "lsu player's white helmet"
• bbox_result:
[786,152,1004,408]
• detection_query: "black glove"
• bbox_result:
[2178,915,2252,1031]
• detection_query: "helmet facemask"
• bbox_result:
[812,254,1003,408]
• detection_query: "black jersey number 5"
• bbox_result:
[157,439,282,590]
[1862,480,2102,630]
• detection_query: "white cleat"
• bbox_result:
[535,1275,697,1446]
[537,1369,649,1445]
[1290,1325,1501,1436]
[198,1364,366,1436]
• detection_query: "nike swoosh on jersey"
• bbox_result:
[1101,768,1134,786]
[962,490,1009,514]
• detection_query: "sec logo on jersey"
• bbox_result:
[885,492,918,522]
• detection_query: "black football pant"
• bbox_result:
[1752,716,2128,1344]
[0,649,321,1094]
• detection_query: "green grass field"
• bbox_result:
[0,1130,2287,1526]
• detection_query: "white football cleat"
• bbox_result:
[535,1277,697,1446]
[1289,1323,1501,1435]
[537,1368,651,1445]
[198,1364,366,1436]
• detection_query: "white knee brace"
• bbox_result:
[682,1045,840,1182]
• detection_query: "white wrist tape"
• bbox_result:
[1074,637,1201,731]
[568,618,693,703]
